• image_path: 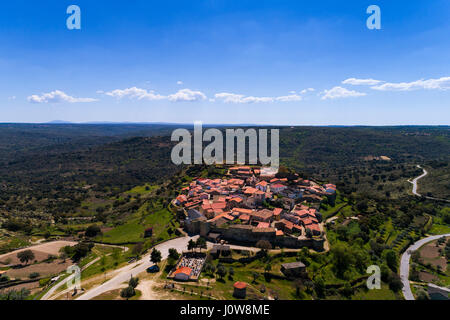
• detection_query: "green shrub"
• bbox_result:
[120,286,135,299]
[39,278,51,287]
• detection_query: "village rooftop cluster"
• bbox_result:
[174,166,336,248]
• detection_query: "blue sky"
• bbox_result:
[0,0,449,125]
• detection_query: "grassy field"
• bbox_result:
[99,204,178,244]
[125,184,158,196]
[81,248,129,280]
[0,235,30,255]
[429,215,450,235]
[320,193,349,220]
[350,284,399,300]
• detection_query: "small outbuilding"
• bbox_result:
[173,267,192,281]
[207,232,221,243]
[281,262,307,278]
[233,281,247,299]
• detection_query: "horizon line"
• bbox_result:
[0,121,449,128]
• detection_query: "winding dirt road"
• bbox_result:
[400,166,450,300]
[408,165,450,202]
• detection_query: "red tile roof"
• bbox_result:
[232,208,253,215]
[211,202,227,210]
[251,210,273,220]
[223,214,235,221]
[234,282,247,289]
[257,222,270,229]
[273,208,283,216]
[306,224,321,232]
[173,267,192,276]
[239,214,250,221]
[302,217,319,225]
[244,187,258,195]
[279,219,293,230]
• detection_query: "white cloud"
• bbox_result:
[177,81,183,85]
[104,87,206,102]
[342,78,383,86]
[104,87,165,100]
[275,94,303,102]
[28,90,98,104]
[321,86,366,100]
[371,77,450,91]
[168,89,207,102]
[214,92,301,104]
[300,88,315,94]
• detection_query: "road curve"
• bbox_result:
[76,235,199,300]
[400,234,450,300]
[41,257,101,300]
[409,165,428,196]
[41,244,130,300]
[408,165,450,202]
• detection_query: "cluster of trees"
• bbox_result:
[2,219,33,234]
[120,276,139,299]
[0,288,30,301]
[16,250,35,265]
[85,225,102,238]
[60,242,94,262]
[150,248,162,265]
[330,243,369,280]
[203,262,234,281]
[187,238,207,252]
[167,248,180,267]
[0,132,180,215]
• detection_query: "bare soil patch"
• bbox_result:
[0,280,40,295]
[5,260,73,279]
[420,244,441,259]
[419,240,448,271]
[91,289,123,300]
[419,271,439,283]
[0,241,77,265]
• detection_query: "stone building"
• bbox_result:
[281,262,307,278]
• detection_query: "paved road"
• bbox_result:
[41,257,101,300]
[41,243,130,300]
[409,165,428,196]
[400,234,450,300]
[76,235,199,300]
[408,165,450,202]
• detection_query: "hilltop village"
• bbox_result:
[173,166,336,251]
